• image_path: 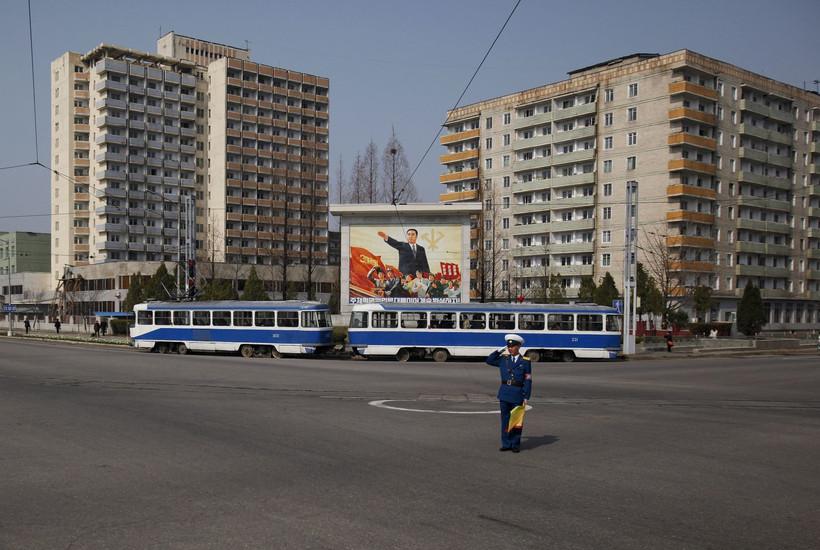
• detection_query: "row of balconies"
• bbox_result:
[738,99,793,124]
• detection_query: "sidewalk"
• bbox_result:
[0,329,131,347]
[629,345,818,360]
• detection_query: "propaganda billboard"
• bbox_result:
[349,225,463,304]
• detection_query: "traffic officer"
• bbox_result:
[486,333,532,453]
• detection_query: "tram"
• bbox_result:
[348,302,622,362]
[130,301,332,357]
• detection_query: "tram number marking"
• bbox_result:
[571,337,579,343]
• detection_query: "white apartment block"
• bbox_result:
[440,51,820,329]
[50,33,332,306]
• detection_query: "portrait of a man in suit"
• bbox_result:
[377,228,430,276]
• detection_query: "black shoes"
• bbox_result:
[499,447,511,452]
[511,448,520,453]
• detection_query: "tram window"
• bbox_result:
[577,314,603,331]
[154,311,171,326]
[212,311,231,326]
[547,314,574,331]
[430,312,456,329]
[606,315,622,332]
[315,311,331,328]
[519,313,545,331]
[460,312,485,329]
[234,311,253,327]
[255,311,276,327]
[137,311,153,325]
[401,312,427,329]
[193,311,211,326]
[173,311,190,326]
[489,313,515,330]
[350,311,368,328]
[301,311,320,328]
[278,311,299,327]
[372,312,398,328]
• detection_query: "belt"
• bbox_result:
[502,380,523,387]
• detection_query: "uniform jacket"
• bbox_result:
[385,236,430,276]
[486,350,532,405]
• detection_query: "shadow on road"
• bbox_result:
[522,434,559,450]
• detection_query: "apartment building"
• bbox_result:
[50,33,333,307]
[439,50,820,329]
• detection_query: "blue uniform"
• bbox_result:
[486,350,532,450]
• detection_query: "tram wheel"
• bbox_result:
[526,350,540,363]
[156,343,169,354]
[270,347,282,359]
[240,345,255,359]
[561,351,576,363]
[432,349,450,363]
[395,348,411,362]
[177,343,189,355]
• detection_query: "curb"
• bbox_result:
[0,334,132,349]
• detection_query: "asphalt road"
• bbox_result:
[1,339,819,550]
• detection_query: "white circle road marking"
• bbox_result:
[368,400,533,415]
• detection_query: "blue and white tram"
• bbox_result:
[131,301,333,357]
[348,303,622,362]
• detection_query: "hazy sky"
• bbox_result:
[0,0,818,232]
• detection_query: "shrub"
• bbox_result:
[110,319,130,335]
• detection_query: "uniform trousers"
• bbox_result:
[499,399,523,449]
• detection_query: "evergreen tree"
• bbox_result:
[143,264,175,301]
[737,282,766,336]
[578,276,597,302]
[200,279,239,301]
[241,267,269,301]
[692,285,713,322]
[547,272,566,304]
[594,272,620,307]
[123,273,145,311]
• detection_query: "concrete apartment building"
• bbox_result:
[439,50,820,330]
[49,33,333,316]
[0,232,52,319]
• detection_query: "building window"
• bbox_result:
[485,116,493,129]
[503,133,510,146]
[503,155,510,167]
[602,207,612,220]
[503,176,510,188]
[627,107,637,122]
[485,137,493,150]
[502,197,510,209]
[485,158,493,170]
[602,230,611,243]
[503,112,511,124]
[604,112,613,126]
[628,132,637,146]
[627,156,637,170]
[605,88,614,102]
[603,160,612,173]
[628,83,638,97]
[604,136,613,150]
[603,183,612,196]
[602,253,611,267]
[502,218,509,229]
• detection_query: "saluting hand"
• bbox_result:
[377,231,387,240]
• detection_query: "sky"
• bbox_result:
[0,0,818,233]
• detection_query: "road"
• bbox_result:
[1,339,819,549]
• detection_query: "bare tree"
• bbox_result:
[640,227,686,324]
[346,153,367,204]
[363,140,381,203]
[335,155,344,204]
[382,128,418,203]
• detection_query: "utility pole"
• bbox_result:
[2,235,12,336]
[390,147,397,204]
[623,181,638,355]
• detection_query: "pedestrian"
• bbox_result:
[100,318,108,336]
[93,320,101,338]
[486,334,532,453]
[54,319,61,334]
[24,318,31,334]
[665,330,674,353]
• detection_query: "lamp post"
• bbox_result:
[2,235,13,336]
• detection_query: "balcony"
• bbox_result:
[737,147,793,168]
[513,202,551,215]
[668,108,716,125]
[550,264,594,277]
[548,172,595,189]
[95,134,126,146]
[806,228,820,239]
[668,159,716,175]
[513,112,553,130]
[549,242,594,254]
[807,207,820,218]
[511,179,551,194]
[670,261,715,272]
[736,195,791,212]
[513,156,553,173]
[552,102,596,122]
[808,249,820,260]
[811,185,820,198]
[439,189,479,202]
[95,170,126,181]
[666,235,715,248]
[734,241,792,256]
[439,149,479,164]
[92,187,127,199]
[738,123,792,145]
[806,269,820,280]
[100,241,127,251]
[667,132,717,150]
[511,246,549,258]
[736,218,792,234]
[551,125,595,144]
[512,133,552,151]
[739,99,793,123]
[668,81,718,100]
[737,171,792,191]
[95,205,126,216]
[440,128,480,145]
[550,195,595,208]
[666,210,714,224]
[439,169,479,184]
[549,148,595,166]
[511,223,550,238]
[734,264,790,278]
[666,184,716,200]
[550,218,595,232]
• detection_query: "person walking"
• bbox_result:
[54,319,61,334]
[93,320,101,338]
[486,334,532,453]
[24,318,31,335]
[100,318,108,337]
[665,330,674,353]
